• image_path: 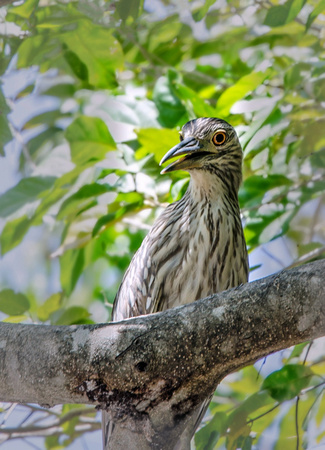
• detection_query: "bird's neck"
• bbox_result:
[188,168,241,205]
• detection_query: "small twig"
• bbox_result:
[256,357,267,380]
[300,380,325,395]
[247,402,280,424]
[0,403,17,426]
[0,407,96,436]
[303,342,313,365]
[286,246,325,270]
[308,196,324,241]
[22,437,43,450]
[261,246,286,268]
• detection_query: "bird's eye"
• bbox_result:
[179,133,184,142]
[212,131,227,146]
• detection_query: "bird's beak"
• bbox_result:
[159,136,203,173]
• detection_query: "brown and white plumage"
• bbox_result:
[103,117,249,448]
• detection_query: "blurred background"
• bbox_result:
[0,0,324,448]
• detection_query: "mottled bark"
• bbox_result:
[0,260,324,449]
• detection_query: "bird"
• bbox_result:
[103,117,249,448]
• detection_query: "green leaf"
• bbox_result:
[248,400,280,437]
[287,342,310,361]
[0,215,33,255]
[298,119,325,155]
[226,391,274,449]
[244,207,296,247]
[192,0,215,22]
[65,116,116,166]
[275,396,315,450]
[116,0,144,22]
[300,180,325,203]
[228,391,274,425]
[16,33,62,71]
[60,248,85,296]
[239,175,292,209]
[136,128,179,163]
[63,49,89,82]
[7,0,39,20]
[226,392,271,449]
[58,183,114,219]
[147,18,184,59]
[173,82,216,117]
[195,412,227,449]
[15,5,123,88]
[306,0,325,29]
[45,434,62,450]
[92,192,144,236]
[262,365,313,402]
[61,20,123,88]
[37,293,63,322]
[171,178,189,201]
[153,73,188,128]
[0,176,56,218]
[0,87,12,155]
[313,78,325,102]
[54,306,90,325]
[2,315,28,323]
[264,0,307,27]
[296,242,325,258]
[284,62,310,89]
[0,289,30,316]
[217,71,271,116]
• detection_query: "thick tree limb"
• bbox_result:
[0,260,324,448]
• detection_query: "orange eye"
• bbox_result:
[212,131,226,146]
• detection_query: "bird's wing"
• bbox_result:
[111,236,162,320]
[111,203,180,320]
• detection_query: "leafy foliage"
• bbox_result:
[0,0,324,448]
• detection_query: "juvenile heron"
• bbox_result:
[103,117,249,448]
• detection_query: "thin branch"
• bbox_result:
[247,379,325,426]
[22,438,43,450]
[0,403,17,426]
[247,402,280,424]
[0,408,97,437]
[261,245,286,268]
[286,246,325,270]
[303,342,313,365]
[301,380,325,395]
[308,196,324,241]
[0,423,99,441]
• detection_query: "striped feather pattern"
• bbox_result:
[104,118,249,448]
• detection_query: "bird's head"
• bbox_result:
[160,118,243,178]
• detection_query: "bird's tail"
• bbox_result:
[102,410,114,450]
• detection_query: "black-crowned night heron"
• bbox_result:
[103,117,249,448]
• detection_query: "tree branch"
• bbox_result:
[0,407,99,441]
[0,260,324,448]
